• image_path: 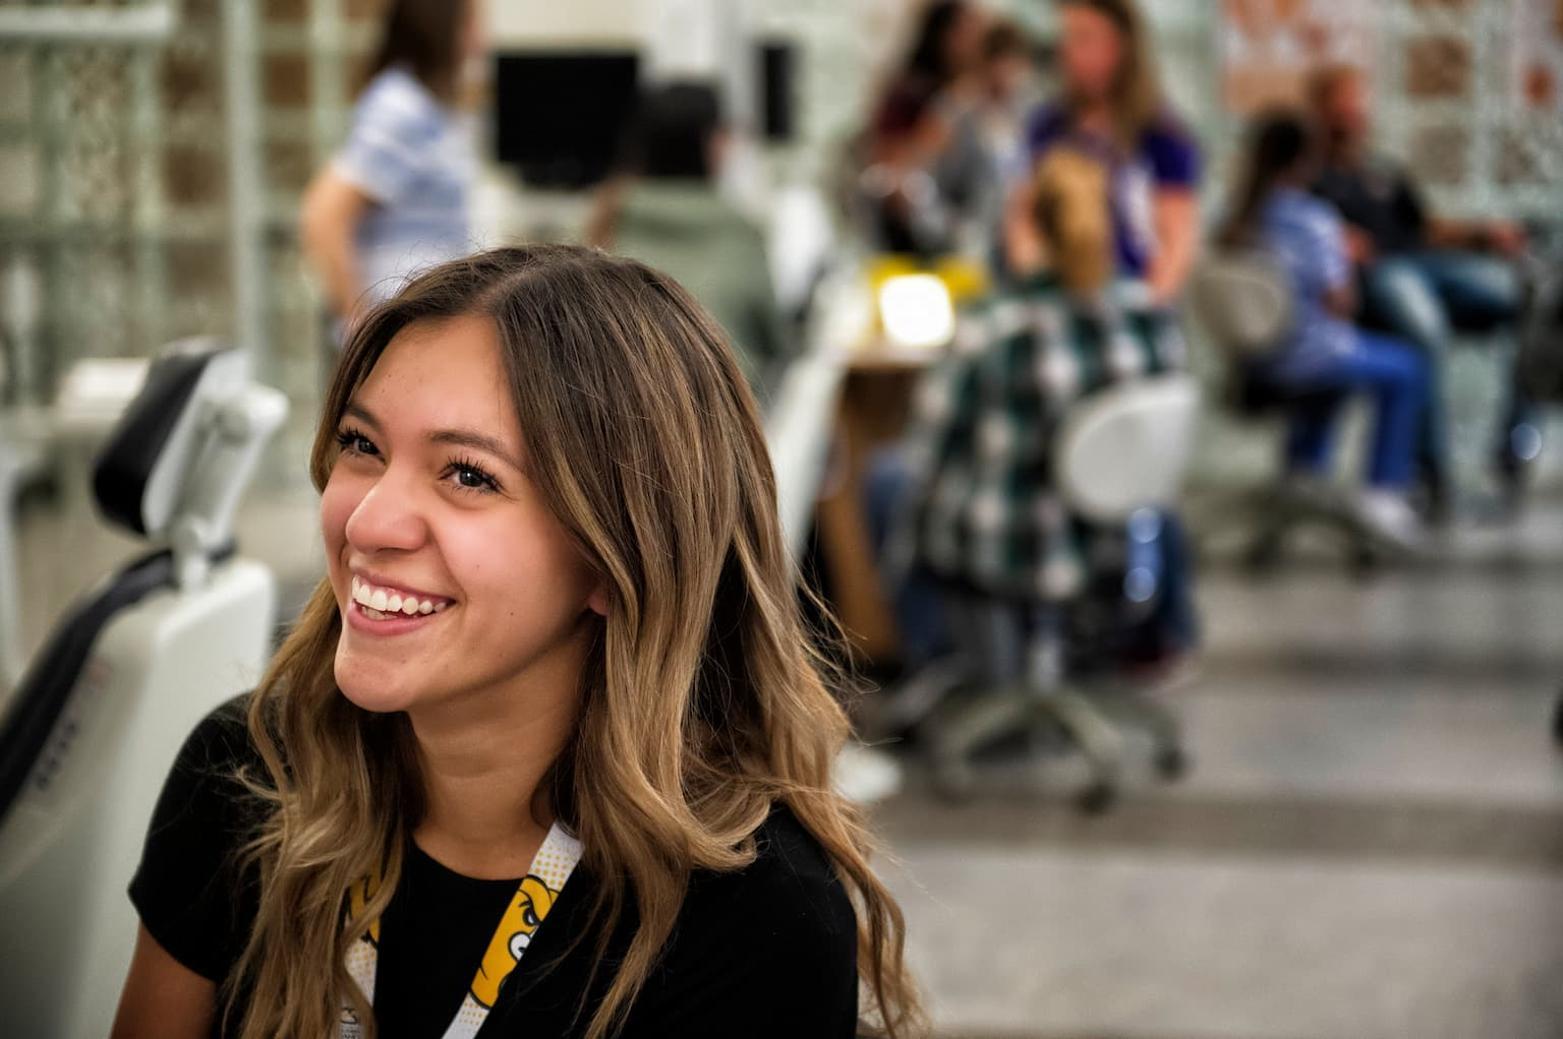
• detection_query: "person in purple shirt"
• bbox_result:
[1004,0,1201,301]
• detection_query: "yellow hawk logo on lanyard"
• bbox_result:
[470,874,561,1008]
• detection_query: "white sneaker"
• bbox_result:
[834,744,904,804]
[1352,489,1426,551]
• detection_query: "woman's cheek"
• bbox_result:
[319,472,364,584]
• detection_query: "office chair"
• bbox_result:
[881,374,1200,813]
[1186,248,1394,569]
[0,341,286,1037]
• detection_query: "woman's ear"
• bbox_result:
[586,581,610,618]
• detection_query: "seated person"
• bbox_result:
[887,147,1198,672]
[588,82,791,401]
[1221,109,1432,546]
[1309,64,1534,503]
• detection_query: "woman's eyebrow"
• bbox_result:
[343,401,382,429]
[429,428,526,472]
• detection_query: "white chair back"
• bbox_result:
[1053,374,1201,524]
[1188,248,1292,359]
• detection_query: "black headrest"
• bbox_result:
[91,347,220,538]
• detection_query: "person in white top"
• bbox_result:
[300,0,485,334]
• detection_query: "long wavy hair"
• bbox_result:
[228,245,921,1039]
[1060,0,1164,147]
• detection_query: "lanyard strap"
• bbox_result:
[340,822,583,1039]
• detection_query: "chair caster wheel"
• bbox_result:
[1154,745,1190,781]
[1076,781,1116,815]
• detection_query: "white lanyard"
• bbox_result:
[340,822,583,1039]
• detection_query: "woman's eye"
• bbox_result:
[335,429,379,457]
[446,460,501,494]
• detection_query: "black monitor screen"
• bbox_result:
[494,51,641,190]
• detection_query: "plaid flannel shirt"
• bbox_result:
[891,278,1189,602]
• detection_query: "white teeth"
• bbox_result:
[351,576,450,619]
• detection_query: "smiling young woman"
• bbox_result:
[109,246,922,1039]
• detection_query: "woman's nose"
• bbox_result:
[344,469,429,555]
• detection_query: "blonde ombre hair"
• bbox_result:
[229,246,922,1039]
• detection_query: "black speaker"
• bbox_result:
[758,40,795,144]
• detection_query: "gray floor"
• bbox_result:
[11,486,1563,1039]
[875,505,1563,1039]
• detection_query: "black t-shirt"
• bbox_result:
[1311,155,1429,257]
[129,697,860,1039]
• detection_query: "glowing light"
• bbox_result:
[878,274,955,350]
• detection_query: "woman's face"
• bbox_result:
[321,314,605,716]
[1060,5,1126,101]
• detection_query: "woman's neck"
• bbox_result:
[407,682,578,880]
[1073,97,1115,137]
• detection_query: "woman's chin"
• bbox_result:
[334,656,424,714]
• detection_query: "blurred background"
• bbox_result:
[2,0,1563,1036]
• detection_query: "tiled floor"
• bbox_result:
[874,504,1563,1039]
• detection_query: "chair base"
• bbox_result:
[923,678,1188,814]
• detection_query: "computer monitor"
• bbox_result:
[493,51,641,189]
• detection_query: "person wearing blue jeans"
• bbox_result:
[1311,64,1536,506]
[1360,253,1534,492]
[1223,110,1432,545]
[1280,331,1428,490]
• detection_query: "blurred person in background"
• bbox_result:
[300,0,483,335]
[876,123,1201,690]
[1006,0,1200,302]
[860,0,993,256]
[1222,109,1431,546]
[1309,64,1536,510]
[587,82,791,402]
[973,19,1041,246]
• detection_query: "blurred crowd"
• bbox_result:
[292,0,1563,785]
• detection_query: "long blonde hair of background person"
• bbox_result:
[1061,0,1164,147]
[228,246,922,1039]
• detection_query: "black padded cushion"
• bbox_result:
[0,549,175,826]
[93,349,215,537]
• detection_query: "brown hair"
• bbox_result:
[1060,0,1164,146]
[228,246,922,1039]
[362,0,469,102]
[983,19,1030,62]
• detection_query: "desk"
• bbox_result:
[813,347,934,663]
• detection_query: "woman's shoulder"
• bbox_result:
[166,692,266,785]
[613,804,859,1034]
[681,803,857,946]
[355,66,446,127]
[129,693,268,983]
